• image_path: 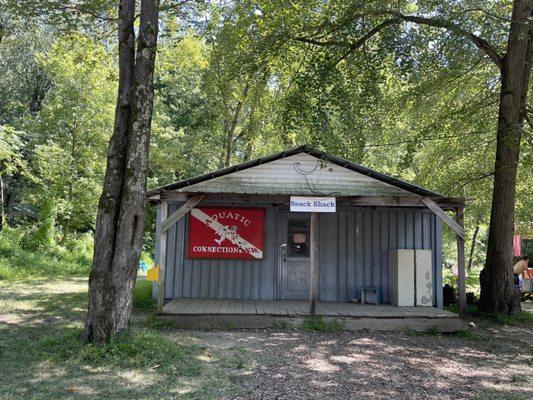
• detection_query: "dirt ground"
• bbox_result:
[177,321,533,400]
[1,277,532,400]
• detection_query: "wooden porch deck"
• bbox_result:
[162,298,457,319]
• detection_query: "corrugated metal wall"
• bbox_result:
[159,201,443,308]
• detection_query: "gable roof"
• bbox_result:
[147,145,443,199]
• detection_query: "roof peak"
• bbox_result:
[147,145,443,198]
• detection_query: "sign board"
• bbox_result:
[290,196,336,213]
[188,207,265,260]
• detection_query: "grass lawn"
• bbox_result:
[0,277,243,400]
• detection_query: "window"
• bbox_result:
[288,219,309,257]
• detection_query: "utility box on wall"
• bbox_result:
[389,249,433,307]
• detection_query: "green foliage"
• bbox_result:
[133,280,155,310]
[299,315,344,332]
[0,226,92,279]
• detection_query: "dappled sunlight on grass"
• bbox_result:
[0,277,240,399]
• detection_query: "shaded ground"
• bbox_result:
[1,277,532,399]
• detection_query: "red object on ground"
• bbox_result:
[188,207,265,260]
[513,235,522,257]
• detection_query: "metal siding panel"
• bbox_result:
[397,211,406,248]
[389,211,398,249]
[252,261,260,299]
[260,207,277,299]
[163,204,176,298]
[422,212,431,249]
[405,211,414,248]
[165,219,176,299]
[435,217,443,308]
[209,259,217,298]
[153,203,162,299]
[371,210,380,288]
[226,262,235,298]
[217,260,227,298]
[320,213,338,301]
[191,259,201,298]
[337,209,347,302]
[414,212,423,249]
[363,209,372,288]
[355,210,364,299]
[182,247,193,298]
[234,260,243,299]
[200,259,209,298]
[380,210,389,303]
[243,261,252,299]
[346,210,356,301]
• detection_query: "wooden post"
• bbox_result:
[309,212,319,315]
[456,207,466,317]
[157,200,168,313]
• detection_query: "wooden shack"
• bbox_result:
[147,145,467,330]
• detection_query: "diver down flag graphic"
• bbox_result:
[188,207,265,260]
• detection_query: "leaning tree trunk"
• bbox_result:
[85,0,160,343]
[85,0,136,344]
[479,0,533,314]
[109,0,160,334]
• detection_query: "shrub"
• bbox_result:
[0,227,92,279]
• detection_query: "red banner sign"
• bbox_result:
[188,207,265,260]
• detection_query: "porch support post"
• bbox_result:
[309,212,319,315]
[456,207,466,317]
[157,200,168,313]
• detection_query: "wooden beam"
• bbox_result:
[160,191,465,210]
[422,198,465,239]
[309,212,319,315]
[157,200,168,313]
[456,207,467,317]
[161,194,205,233]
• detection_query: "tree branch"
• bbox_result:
[334,19,399,66]
[392,12,503,70]
[296,9,504,71]
[292,19,399,66]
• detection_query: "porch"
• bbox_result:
[161,298,466,331]
[163,298,454,317]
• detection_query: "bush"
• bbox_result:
[0,227,92,279]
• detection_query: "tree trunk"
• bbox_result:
[84,0,136,344]
[223,82,250,167]
[467,224,480,272]
[0,174,4,230]
[479,0,533,314]
[109,0,160,334]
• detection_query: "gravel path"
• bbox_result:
[182,323,532,400]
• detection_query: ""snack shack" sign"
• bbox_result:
[188,207,265,260]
